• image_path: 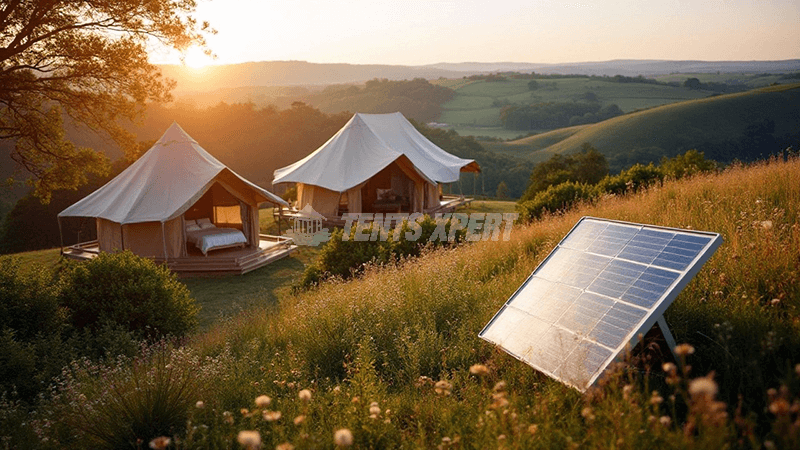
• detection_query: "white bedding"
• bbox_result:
[186,226,247,255]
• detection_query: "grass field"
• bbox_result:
[653,71,795,87]
[28,156,800,449]
[437,77,713,138]
[486,83,800,170]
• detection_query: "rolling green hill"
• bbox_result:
[485,83,800,170]
[433,76,714,138]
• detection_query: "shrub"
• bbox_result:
[596,162,664,195]
[517,182,598,221]
[298,215,466,288]
[51,343,213,449]
[0,257,73,401]
[59,251,198,356]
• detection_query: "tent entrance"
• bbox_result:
[185,182,245,232]
[362,160,426,214]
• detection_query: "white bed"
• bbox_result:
[185,218,247,255]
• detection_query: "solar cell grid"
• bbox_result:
[480,217,722,391]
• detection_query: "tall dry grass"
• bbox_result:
[30,157,800,449]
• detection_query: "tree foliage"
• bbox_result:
[0,0,211,200]
[521,143,609,201]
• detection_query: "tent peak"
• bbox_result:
[156,122,197,146]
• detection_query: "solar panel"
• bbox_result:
[479,217,722,392]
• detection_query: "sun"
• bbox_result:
[182,47,211,69]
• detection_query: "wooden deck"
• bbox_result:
[62,235,296,276]
[274,195,474,228]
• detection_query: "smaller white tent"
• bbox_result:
[273,112,479,217]
[59,122,288,259]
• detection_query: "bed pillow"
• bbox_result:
[186,223,201,232]
[199,222,216,230]
[185,219,197,226]
[197,217,211,225]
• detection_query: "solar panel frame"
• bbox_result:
[479,216,723,392]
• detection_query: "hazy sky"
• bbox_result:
[151,0,800,67]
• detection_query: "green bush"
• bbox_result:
[299,215,467,288]
[596,162,664,195]
[517,182,598,221]
[0,257,73,401]
[660,149,716,179]
[59,251,199,354]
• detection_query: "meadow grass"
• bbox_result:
[22,163,800,448]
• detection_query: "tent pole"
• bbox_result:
[57,217,64,255]
[277,203,281,235]
[161,221,168,263]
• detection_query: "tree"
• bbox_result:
[0,0,212,201]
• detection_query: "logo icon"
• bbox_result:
[284,204,331,246]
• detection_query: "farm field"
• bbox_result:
[435,77,712,138]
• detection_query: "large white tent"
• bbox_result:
[273,112,479,217]
[59,122,288,260]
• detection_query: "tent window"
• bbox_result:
[214,205,242,224]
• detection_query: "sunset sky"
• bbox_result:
[151,0,800,67]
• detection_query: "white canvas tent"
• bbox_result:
[273,112,479,218]
[59,122,288,260]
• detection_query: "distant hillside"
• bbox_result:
[158,59,800,94]
[425,59,800,77]
[158,61,465,92]
[486,83,800,171]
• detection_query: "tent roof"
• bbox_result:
[59,122,288,224]
[272,112,479,192]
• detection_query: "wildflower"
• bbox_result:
[497,434,507,441]
[333,428,354,447]
[490,397,509,409]
[688,376,718,399]
[333,385,341,394]
[770,299,781,306]
[769,398,790,415]
[493,381,507,392]
[263,410,282,422]
[223,411,234,424]
[581,406,595,421]
[434,380,452,395]
[650,391,664,405]
[659,416,671,427]
[293,415,306,425]
[623,384,634,400]
[369,402,381,416]
[195,400,205,409]
[795,364,800,377]
[241,408,250,416]
[469,364,490,376]
[674,343,695,357]
[298,389,312,402]
[237,430,261,449]
[276,443,294,450]
[528,424,538,435]
[662,362,676,374]
[351,396,360,404]
[149,436,171,450]
[255,395,272,408]
[761,220,773,230]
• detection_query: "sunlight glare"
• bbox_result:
[182,47,210,69]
